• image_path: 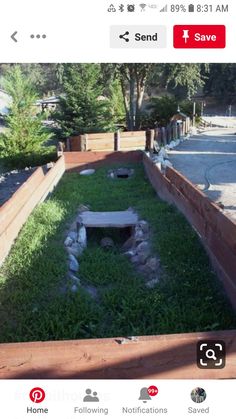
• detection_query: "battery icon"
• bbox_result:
[188,4,195,12]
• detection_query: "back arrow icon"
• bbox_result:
[11,31,18,43]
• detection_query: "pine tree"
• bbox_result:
[0,66,51,160]
[55,64,115,136]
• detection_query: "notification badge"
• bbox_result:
[29,387,46,403]
[148,385,158,397]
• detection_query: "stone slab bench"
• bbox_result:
[77,210,138,228]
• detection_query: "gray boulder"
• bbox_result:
[68,272,81,285]
[136,241,151,264]
[78,204,90,213]
[146,257,160,272]
[64,236,73,247]
[138,220,149,234]
[78,226,87,249]
[146,277,159,289]
[131,255,141,265]
[122,236,135,252]
[124,249,137,258]
[67,243,84,258]
[69,254,79,272]
[71,284,79,293]
[68,231,77,241]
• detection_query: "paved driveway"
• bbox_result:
[168,128,236,221]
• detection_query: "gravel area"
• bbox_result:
[0,167,37,206]
[168,128,236,221]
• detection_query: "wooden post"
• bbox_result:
[157,128,162,146]
[171,124,174,141]
[79,134,88,152]
[57,142,64,157]
[169,125,172,142]
[177,123,181,139]
[166,125,171,144]
[161,127,167,145]
[154,128,160,145]
[145,129,154,152]
[66,138,71,151]
[187,117,191,133]
[193,102,196,127]
[114,130,121,151]
[173,122,177,140]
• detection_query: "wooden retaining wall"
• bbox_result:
[0,330,235,379]
[66,121,191,153]
[143,153,236,310]
[64,150,143,172]
[69,131,147,152]
[0,156,65,266]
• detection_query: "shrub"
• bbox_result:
[0,66,52,166]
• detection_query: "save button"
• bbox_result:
[173,25,226,48]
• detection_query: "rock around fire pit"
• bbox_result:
[107,167,134,179]
[63,204,161,295]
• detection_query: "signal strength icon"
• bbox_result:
[160,5,168,12]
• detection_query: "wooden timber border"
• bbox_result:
[0,330,235,379]
[0,150,236,379]
[143,153,236,311]
[63,120,191,153]
[0,156,66,267]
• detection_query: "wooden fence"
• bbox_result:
[143,153,236,310]
[64,119,191,153]
[0,156,65,266]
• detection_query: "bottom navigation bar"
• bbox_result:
[0,379,234,418]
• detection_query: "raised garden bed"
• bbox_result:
[0,161,235,345]
[0,167,37,206]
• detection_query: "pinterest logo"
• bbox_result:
[29,387,46,403]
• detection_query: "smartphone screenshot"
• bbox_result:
[0,0,235,417]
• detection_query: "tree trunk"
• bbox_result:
[129,71,135,131]
[135,82,145,130]
[120,79,130,130]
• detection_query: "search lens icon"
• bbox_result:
[197,340,226,369]
[205,349,217,360]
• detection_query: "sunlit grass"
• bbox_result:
[0,163,235,342]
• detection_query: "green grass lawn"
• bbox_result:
[0,163,235,343]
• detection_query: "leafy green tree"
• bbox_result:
[204,64,236,103]
[0,66,51,161]
[55,64,116,136]
[0,64,62,96]
[142,96,201,128]
[148,64,208,100]
[146,95,179,126]
[108,78,126,127]
[115,64,154,130]
[112,64,207,130]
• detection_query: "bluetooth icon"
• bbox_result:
[119,4,125,12]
